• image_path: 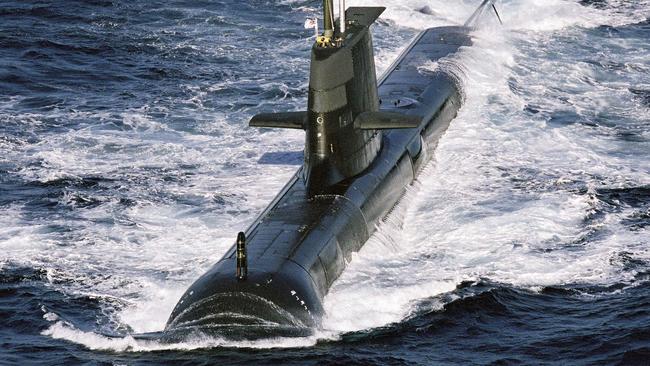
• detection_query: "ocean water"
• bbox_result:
[1,0,649,364]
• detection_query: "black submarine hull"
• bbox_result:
[165,25,472,336]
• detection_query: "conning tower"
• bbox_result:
[251,1,419,197]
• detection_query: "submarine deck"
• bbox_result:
[165,25,473,330]
[223,26,472,294]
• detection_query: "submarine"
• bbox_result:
[163,0,502,338]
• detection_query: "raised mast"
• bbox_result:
[339,0,346,35]
[322,0,334,40]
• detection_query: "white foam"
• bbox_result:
[42,319,329,351]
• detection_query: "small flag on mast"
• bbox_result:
[304,18,318,37]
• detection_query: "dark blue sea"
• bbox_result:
[1,0,649,364]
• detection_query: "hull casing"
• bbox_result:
[165,25,472,336]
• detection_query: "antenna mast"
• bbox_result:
[464,0,503,28]
[318,0,340,47]
[323,0,334,37]
[339,0,346,34]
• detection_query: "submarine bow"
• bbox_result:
[164,1,495,337]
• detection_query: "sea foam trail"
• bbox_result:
[322,0,650,334]
[30,0,650,350]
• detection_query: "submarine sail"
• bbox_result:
[164,1,499,337]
